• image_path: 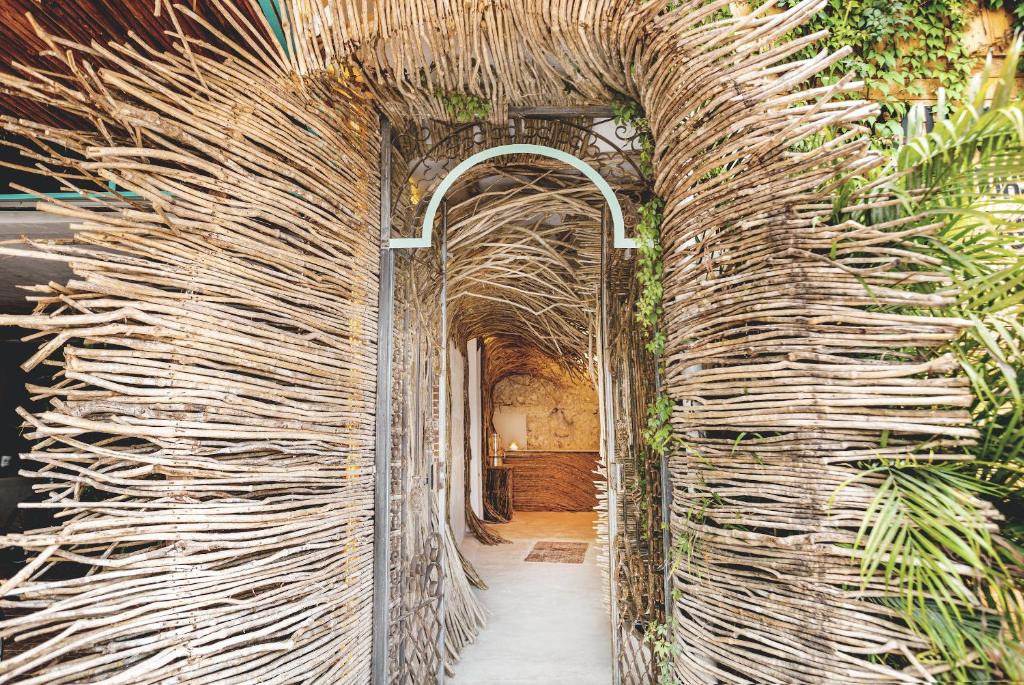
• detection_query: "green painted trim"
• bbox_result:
[0,191,141,201]
[257,0,289,53]
[390,143,634,249]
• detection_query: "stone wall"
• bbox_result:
[491,372,599,451]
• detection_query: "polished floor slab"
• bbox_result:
[453,511,612,685]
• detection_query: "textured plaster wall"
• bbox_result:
[491,372,599,451]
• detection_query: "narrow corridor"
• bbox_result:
[454,512,612,684]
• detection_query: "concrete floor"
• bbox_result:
[453,512,612,684]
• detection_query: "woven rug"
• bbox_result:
[524,541,588,564]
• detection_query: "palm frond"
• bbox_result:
[844,35,1024,681]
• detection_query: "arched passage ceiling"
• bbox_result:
[443,160,641,370]
[385,117,646,374]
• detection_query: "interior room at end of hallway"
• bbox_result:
[490,370,599,453]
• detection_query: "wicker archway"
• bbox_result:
[0,0,987,683]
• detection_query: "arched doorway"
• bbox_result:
[375,123,667,683]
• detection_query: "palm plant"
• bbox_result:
[837,40,1024,681]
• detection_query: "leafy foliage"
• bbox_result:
[613,97,665,354]
[613,96,656,178]
[642,393,676,465]
[839,45,1024,679]
[435,89,491,122]
[764,0,977,140]
[645,618,681,685]
[635,198,667,355]
[615,95,681,684]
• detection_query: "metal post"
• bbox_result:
[371,116,394,685]
[435,200,449,685]
[599,208,622,685]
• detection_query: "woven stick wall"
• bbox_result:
[278,0,994,680]
[386,141,488,676]
[0,5,381,681]
[632,6,983,683]
[501,451,601,512]
[604,242,664,682]
[0,0,999,682]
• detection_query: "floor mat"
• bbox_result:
[524,540,588,564]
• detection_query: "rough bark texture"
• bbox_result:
[492,373,600,452]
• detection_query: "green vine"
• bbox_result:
[615,95,682,685]
[635,198,666,356]
[645,617,682,685]
[435,89,491,123]
[614,96,664,355]
[760,0,978,141]
[612,97,656,178]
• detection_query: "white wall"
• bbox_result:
[448,342,467,541]
[491,407,528,450]
[467,339,483,518]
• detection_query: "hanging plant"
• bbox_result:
[613,96,664,353]
[614,95,682,685]
[435,89,491,123]
[635,198,666,355]
[613,97,656,178]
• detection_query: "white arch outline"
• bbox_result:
[388,143,635,249]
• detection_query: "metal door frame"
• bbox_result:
[599,206,623,685]
[372,116,394,685]
[373,128,646,685]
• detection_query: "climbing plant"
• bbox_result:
[614,95,682,684]
[761,0,977,140]
[612,97,656,178]
[614,96,663,353]
[615,96,675,517]
[634,197,666,356]
[646,617,681,685]
[435,89,491,122]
